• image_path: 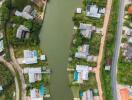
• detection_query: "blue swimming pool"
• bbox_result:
[74,71,78,81]
[39,85,46,96]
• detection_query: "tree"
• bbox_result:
[0,5,9,29]
[24,20,33,30]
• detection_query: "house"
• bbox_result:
[0,32,3,39]
[86,5,103,18]
[99,8,105,14]
[40,55,46,61]
[75,65,91,83]
[126,28,132,36]
[87,56,98,62]
[15,5,34,20]
[16,25,30,39]
[24,67,42,83]
[0,0,5,7]
[128,6,132,14]
[28,68,42,83]
[128,37,132,44]
[120,88,129,100]
[23,50,38,64]
[105,65,111,71]
[30,89,43,100]
[123,46,132,60]
[79,23,95,38]
[0,85,3,91]
[76,8,82,14]
[105,59,112,71]
[75,44,89,59]
[31,0,45,8]
[0,40,3,52]
[82,90,93,100]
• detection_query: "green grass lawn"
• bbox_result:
[71,85,80,98]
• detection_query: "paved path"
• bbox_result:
[9,45,26,100]
[111,0,125,100]
[95,0,112,100]
[0,56,19,100]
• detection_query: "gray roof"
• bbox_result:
[16,25,30,39]
[23,5,32,13]
[86,5,101,18]
[80,23,95,38]
[125,46,132,60]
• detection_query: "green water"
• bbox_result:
[40,0,81,100]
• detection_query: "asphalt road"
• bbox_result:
[111,0,125,100]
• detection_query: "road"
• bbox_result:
[0,56,20,100]
[9,45,26,100]
[95,0,112,100]
[111,0,125,100]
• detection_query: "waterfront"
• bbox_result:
[39,0,81,100]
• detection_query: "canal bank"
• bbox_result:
[39,0,81,100]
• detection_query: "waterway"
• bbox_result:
[40,0,81,100]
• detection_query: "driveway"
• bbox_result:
[0,56,20,100]
[9,45,26,100]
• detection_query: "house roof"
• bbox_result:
[0,32,3,39]
[23,5,32,13]
[82,90,93,100]
[75,44,89,59]
[128,37,132,44]
[76,8,82,14]
[23,50,38,64]
[28,68,42,83]
[0,40,4,52]
[126,46,132,60]
[40,55,46,60]
[80,23,94,38]
[128,6,132,14]
[86,5,101,18]
[120,88,129,100]
[16,25,29,39]
[30,89,43,100]
[15,5,34,20]
[76,65,89,80]
[0,86,3,91]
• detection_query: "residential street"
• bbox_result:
[95,0,112,100]
[9,45,26,100]
[111,0,125,100]
[0,56,20,100]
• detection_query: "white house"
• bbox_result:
[0,32,3,39]
[24,68,42,83]
[86,5,105,18]
[0,85,3,91]
[30,89,43,100]
[76,65,90,81]
[15,5,34,20]
[0,40,4,52]
[128,37,132,44]
[23,50,38,64]
[82,90,93,100]
[16,25,30,39]
[75,44,89,59]
[76,8,82,14]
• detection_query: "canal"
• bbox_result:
[40,0,81,100]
